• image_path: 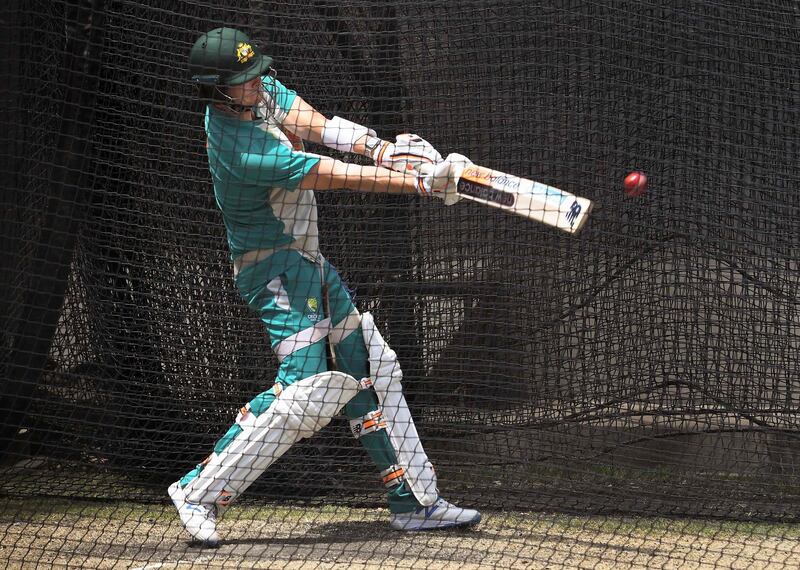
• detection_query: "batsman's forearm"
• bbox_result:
[284,97,383,158]
[281,97,327,144]
[300,158,421,195]
[349,163,421,194]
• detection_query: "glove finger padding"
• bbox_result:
[395,133,443,163]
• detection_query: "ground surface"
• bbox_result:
[1,499,799,569]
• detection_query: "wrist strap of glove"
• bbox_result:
[416,173,432,197]
[368,137,392,163]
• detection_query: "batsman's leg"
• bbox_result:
[171,382,282,545]
[323,260,481,528]
[171,371,360,544]
[170,251,338,544]
[359,311,481,530]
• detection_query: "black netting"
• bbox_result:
[2,0,799,567]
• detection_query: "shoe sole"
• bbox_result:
[189,538,220,548]
[391,512,482,531]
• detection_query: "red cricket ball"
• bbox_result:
[623,171,648,197]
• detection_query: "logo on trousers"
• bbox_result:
[306,297,321,321]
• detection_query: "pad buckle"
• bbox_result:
[380,464,405,489]
[349,409,387,439]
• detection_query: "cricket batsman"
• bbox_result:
[169,27,480,545]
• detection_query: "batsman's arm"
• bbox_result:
[299,155,468,205]
[298,157,424,195]
[280,97,442,171]
[280,97,375,157]
[239,143,463,201]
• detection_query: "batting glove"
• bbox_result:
[418,153,472,206]
[373,134,443,173]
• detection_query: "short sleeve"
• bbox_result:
[237,145,320,191]
[262,77,297,121]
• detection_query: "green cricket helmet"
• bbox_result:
[189,28,272,86]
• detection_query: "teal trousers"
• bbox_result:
[181,249,419,513]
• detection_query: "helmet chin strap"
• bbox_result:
[211,87,253,117]
[213,75,276,120]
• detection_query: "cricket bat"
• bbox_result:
[456,164,593,234]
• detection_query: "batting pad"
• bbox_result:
[361,312,439,506]
[183,371,360,506]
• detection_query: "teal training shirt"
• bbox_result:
[204,77,321,259]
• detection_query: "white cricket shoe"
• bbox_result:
[168,481,220,546]
[389,497,481,531]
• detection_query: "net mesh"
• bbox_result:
[2,0,799,567]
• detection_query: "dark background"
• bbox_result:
[1,0,799,520]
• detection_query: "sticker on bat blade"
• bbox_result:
[565,201,582,227]
[461,166,522,190]
[458,179,516,207]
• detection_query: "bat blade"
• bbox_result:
[457,164,592,234]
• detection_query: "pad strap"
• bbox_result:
[380,464,405,489]
[349,409,388,439]
[235,383,283,430]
